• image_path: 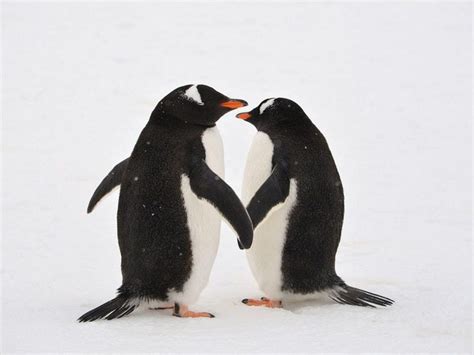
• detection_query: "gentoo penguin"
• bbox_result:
[236,98,393,308]
[78,85,253,321]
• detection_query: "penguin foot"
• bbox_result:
[242,297,282,308]
[172,303,215,318]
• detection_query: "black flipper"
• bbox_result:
[246,160,290,229]
[327,285,394,308]
[87,158,129,213]
[77,294,138,322]
[189,159,253,249]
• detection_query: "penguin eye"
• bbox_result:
[259,98,275,115]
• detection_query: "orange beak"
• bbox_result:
[220,99,248,109]
[237,112,252,120]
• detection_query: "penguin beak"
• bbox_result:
[220,99,248,109]
[237,112,252,120]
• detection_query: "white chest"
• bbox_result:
[242,132,275,204]
[170,127,224,304]
[201,126,225,178]
[242,132,298,298]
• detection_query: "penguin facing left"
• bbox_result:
[78,84,253,321]
[236,98,393,309]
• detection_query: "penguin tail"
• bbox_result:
[78,294,139,322]
[326,284,394,308]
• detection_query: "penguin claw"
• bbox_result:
[242,298,282,308]
[172,303,215,318]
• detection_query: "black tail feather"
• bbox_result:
[328,285,394,308]
[78,295,138,322]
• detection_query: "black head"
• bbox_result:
[154,84,247,126]
[236,98,307,130]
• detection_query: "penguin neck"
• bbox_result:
[150,110,216,129]
[257,119,301,137]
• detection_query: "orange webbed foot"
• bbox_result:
[172,303,215,318]
[242,297,282,308]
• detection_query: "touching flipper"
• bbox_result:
[87,158,129,213]
[189,159,253,249]
[246,160,290,229]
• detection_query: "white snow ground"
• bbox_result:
[2,2,472,353]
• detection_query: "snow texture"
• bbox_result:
[2,2,472,353]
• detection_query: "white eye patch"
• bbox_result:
[183,85,204,105]
[259,98,275,114]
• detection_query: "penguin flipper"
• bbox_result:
[246,161,290,229]
[87,158,129,213]
[189,159,253,249]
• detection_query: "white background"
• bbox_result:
[2,1,472,353]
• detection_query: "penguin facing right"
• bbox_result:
[78,85,252,321]
[236,98,394,308]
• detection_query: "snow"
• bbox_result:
[2,2,471,353]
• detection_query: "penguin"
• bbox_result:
[236,98,393,308]
[78,84,253,321]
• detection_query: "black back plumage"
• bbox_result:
[117,116,205,298]
[258,104,344,292]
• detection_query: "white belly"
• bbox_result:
[242,132,298,299]
[169,127,224,305]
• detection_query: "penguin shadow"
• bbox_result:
[239,295,337,315]
[117,301,177,321]
[283,297,336,314]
